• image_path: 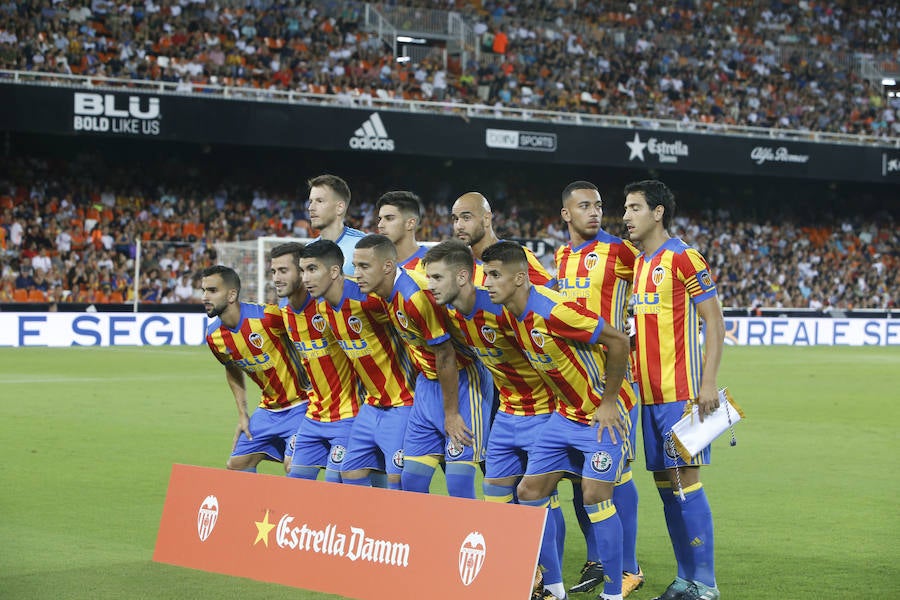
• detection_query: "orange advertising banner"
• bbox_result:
[153,464,545,600]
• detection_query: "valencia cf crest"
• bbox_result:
[529,329,545,349]
[651,265,666,286]
[480,325,496,344]
[584,252,600,271]
[196,495,219,542]
[458,532,487,586]
[348,316,363,335]
[311,314,327,333]
[248,332,264,349]
[396,310,409,329]
[698,270,714,290]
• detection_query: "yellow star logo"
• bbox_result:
[254,510,276,547]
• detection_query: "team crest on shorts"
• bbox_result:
[248,332,264,349]
[584,252,600,271]
[458,531,487,586]
[651,266,666,286]
[347,316,363,334]
[329,445,346,464]
[480,325,496,344]
[392,449,404,469]
[395,310,409,329]
[447,439,464,458]
[289,434,297,452]
[590,451,613,473]
[529,329,545,349]
[664,436,680,460]
[311,314,327,333]
[197,495,219,542]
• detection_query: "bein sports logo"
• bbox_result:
[458,531,486,586]
[197,495,219,542]
[349,113,395,151]
[485,128,557,152]
[73,92,161,136]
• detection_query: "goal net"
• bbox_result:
[215,236,314,304]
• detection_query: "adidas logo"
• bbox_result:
[349,112,395,151]
[690,537,704,547]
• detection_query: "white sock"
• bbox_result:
[545,582,566,598]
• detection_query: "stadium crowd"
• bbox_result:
[1,1,899,137]
[0,154,895,310]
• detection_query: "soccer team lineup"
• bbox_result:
[200,174,729,600]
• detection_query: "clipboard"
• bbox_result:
[669,388,744,462]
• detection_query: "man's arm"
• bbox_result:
[434,339,472,446]
[590,323,630,443]
[225,362,253,448]
[696,297,725,421]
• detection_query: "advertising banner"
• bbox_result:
[0,313,209,347]
[724,317,900,346]
[1,84,897,183]
[154,464,545,600]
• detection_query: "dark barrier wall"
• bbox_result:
[3,83,899,183]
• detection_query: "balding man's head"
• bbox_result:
[451,192,493,251]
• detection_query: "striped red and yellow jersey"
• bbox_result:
[318,279,416,408]
[474,243,556,288]
[398,245,428,274]
[281,295,363,422]
[632,238,718,405]
[387,269,476,380]
[555,230,638,332]
[206,302,307,411]
[447,287,555,416]
[556,230,639,383]
[498,286,634,425]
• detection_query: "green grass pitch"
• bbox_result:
[1,345,897,599]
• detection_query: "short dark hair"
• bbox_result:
[561,180,598,204]
[423,239,475,279]
[355,233,398,261]
[270,242,305,264]
[201,265,241,294]
[376,191,423,224]
[307,174,351,206]
[623,179,676,229]
[481,241,527,271]
[301,239,344,270]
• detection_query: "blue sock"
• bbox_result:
[521,497,562,587]
[680,482,716,588]
[483,482,516,503]
[241,466,257,473]
[370,472,388,488]
[401,457,438,493]
[324,468,342,483]
[549,490,566,569]
[288,465,319,480]
[572,481,600,560]
[614,469,640,573]
[341,474,372,486]
[585,499,623,597]
[657,480,691,580]
[445,462,478,499]
[387,478,402,490]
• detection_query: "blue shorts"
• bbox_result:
[524,411,629,483]
[232,402,307,463]
[642,400,711,472]
[404,362,493,462]
[288,416,355,472]
[484,411,552,479]
[341,403,411,475]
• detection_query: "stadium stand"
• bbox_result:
[1,0,898,136]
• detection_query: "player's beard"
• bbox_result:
[205,300,228,318]
[465,224,485,247]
